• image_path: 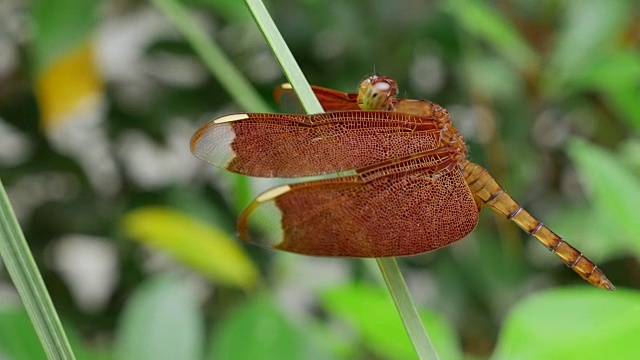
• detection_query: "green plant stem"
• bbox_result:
[377,257,440,359]
[243,1,439,358]
[152,0,272,113]
[244,0,322,113]
[0,179,76,360]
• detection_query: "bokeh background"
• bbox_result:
[1,0,639,359]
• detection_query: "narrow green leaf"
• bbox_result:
[492,287,640,360]
[244,0,323,114]
[376,258,443,360]
[0,179,76,359]
[152,0,272,113]
[114,274,205,360]
[121,206,260,288]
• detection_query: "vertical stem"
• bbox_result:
[244,0,323,113]
[377,257,440,359]
[0,179,76,360]
[152,0,272,113]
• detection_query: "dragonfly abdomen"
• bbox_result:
[460,160,614,291]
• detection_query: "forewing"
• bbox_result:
[238,167,479,257]
[191,111,441,178]
[274,84,360,112]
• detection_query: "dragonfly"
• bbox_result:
[191,75,614,291]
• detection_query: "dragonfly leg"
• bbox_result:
[460,160,614,291]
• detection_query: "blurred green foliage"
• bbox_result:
[492,287,640,360]
[0,0,638,359]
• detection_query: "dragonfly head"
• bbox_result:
[357,75,398,111]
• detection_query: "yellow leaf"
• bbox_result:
[35,40,104,131]
[122,207,259,289]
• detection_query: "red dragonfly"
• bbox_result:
[191,75,614,291]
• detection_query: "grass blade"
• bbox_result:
[244,0,323,114]
[152,0,272,113]
[377,257,440,359]
[0,179,76,360]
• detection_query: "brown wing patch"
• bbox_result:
[238,166,479,257]
[191,111,442,178]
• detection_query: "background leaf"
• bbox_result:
[492,287,640,360]
[114,274,205,360]
[121,206,259,288]
[544,0,632,94]
[442,0,538,71]
[31,0,103,130]
[0,306,47,360]
[566,139,640,257]
[208,296,327,360]
[0,305,103,360]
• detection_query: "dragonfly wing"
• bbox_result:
[191,111,442,178]
[238,165,479,257]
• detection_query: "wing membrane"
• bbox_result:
[238,165,479,257]
[191,111,442,177]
